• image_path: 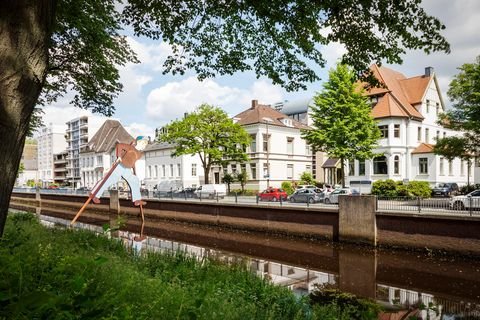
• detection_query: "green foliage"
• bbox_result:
[371,180,432,198]
[123,1,449,91]
[158,104,251,184]
[303,64,381,187]
[236,171,248,193]
[435,56,480,161]
[17,162,24,178]
[309,285,382,320]
[230,189,257,196]
[300,172,316,186]
[281,181,295,195]
[0,212,368,319]
[222,173,235,194]
[460,184,480,194]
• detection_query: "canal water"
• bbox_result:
[37,211,480,319]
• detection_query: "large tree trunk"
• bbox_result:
[0,0,55,236]
[203,164,210,184]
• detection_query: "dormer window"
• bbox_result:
[281,118,293,127]
[426,99,430,113]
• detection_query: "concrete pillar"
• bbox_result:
[109,189,120,237]
[338,195,377,245]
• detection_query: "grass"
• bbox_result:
[0,212,381,319]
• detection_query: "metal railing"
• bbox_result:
[377,196,480,216]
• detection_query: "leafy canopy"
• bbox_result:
[158,104,251,183]
[302,64,381,162]
[435,56,480,160]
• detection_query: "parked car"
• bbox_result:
[289,189,324,203]
[258,188,288,202]
[432,182,459,197]
[324,188,358,204]
[449,189,480,210]
[194,184,227,199]
[296,185,316,190]
[172,187,197,198]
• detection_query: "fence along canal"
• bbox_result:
[28,208,480,319]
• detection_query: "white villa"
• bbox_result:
[231,100,314,191]
[278,65,472,191]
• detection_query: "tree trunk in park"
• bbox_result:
[203,164,210,185]
[0,0,55,236]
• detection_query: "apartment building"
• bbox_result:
[53,151,68,185]
[36,123,67,186]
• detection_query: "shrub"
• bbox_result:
[459,184,480,194]
[371,179,398,197]
[300,172,316,186]
[281,181,295,195]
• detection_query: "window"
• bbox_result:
[425,128,429,142]
[148,166,152,178]
[426,99,430,113]
[440,157,444,175]
[394,124,400,138]
[170,164,174,177]
[287,164,293,179]
[154,165,158,178]
[373,156,388,174]
[240,164,246,174]
[287,137,294,155]
[449,160,453,175]
[394,155,400,174]
[419,158,428,174]
[305,145,312,156]
[250,134,256,152]
[348,160,355,176]
[436,103,440,115]
[263,134,269,152]
[379,125,388,138]
[306,165,311,173]
[443,132,446,139]
[162,165,166,177]
[417,127,422,141]
[359,160,366,176]
[177,164,181,177]
[97,156,102,166]
[250,163,256,180]
[263,163,268,178]
[232,164,237,174]
[192,164,197,176]
[436,130,440,141]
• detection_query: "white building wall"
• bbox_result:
[36,124,67,185]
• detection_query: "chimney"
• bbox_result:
[425,66,434,77]
[251,100,258,109]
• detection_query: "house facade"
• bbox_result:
[143,142,203,191]
[231,100,313,191]
[344,65,471,192]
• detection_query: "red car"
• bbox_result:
[258,188,288,202]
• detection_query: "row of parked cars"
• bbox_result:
[258,185,359,204]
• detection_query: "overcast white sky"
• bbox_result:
[40,0,480,138]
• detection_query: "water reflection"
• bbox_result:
[39,214,480,319]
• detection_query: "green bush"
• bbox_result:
[230,189,257,196]
[372,180,432,198]
[281,181,295,195]
[459,184,480,194]
[371,179,398,197]
[300,172,316,186]
[407,181,432,198]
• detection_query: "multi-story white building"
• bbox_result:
[79,120,135,189]
[53,150,68,185]
[65,115,104,188]
[36,123,67,187]
[232,100,314,191]
[143,142,203,191]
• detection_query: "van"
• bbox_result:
[194,184,227,199]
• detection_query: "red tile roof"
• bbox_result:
[234,100,309,130]
[412,143,435,154]
[363,65,427,121]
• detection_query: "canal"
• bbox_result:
[34,208,480,319]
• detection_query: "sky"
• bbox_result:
[40,0,480,139]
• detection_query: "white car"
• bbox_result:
[449,189,480,210]
[324,188,358,204]
[194,184,227,199]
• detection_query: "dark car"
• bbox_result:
[258,188,288,202]
[432,183,459,197]
[289,189,324,204]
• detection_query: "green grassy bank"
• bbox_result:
[0,213,380,319]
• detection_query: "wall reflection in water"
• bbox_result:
[39,214,480,320]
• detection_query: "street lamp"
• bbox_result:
[262,117,273,188]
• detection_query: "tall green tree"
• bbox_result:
[0,0,451,236]
[302,64,381,187]
[434,56,480,184]
[222,173,235,194]
[236,171,249,194]
[158,104,250,184]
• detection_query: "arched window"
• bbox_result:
[394,155,400,174]
[373,156,388,175]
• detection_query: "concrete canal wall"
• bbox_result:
[9,192,480,255]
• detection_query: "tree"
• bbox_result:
[434,56,480,185]
[0,1,451,236]
[222,173,235,194]
[17,163,25,179]
[158,104,250,184]
[302,64,381,187]
[236,171,248,194]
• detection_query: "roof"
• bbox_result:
[85,120,133,153]
[363,64,426,121]
[144,142,175,152]
[411,143,435,154]
[322,158,340,168]
[234,100,310,130]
